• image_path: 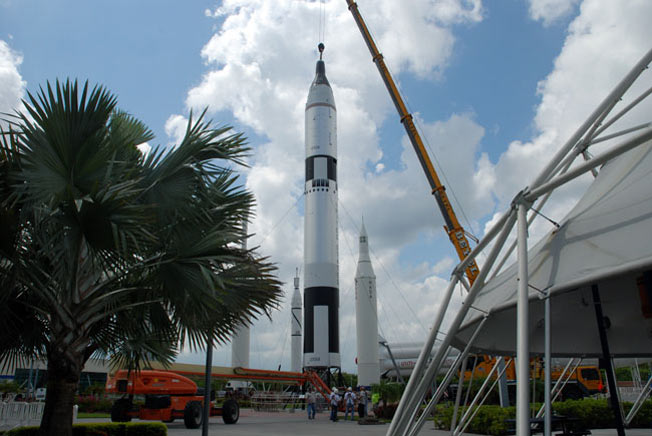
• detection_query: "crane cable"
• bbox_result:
[319,0,326,44]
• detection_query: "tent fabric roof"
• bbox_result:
[455,140,652,357]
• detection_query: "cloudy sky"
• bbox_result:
[1,0,651,373]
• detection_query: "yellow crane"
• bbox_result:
[345,0,480,284]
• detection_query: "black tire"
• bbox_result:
[184,401,203,429]
[110,398,132,422]
[222,399,239,424]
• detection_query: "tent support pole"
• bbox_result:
[381,341,405,384]
[457,358,513,436]
[450,352,469,435]
[202,336,213,436]
[393,211,517,436]
[388,275,461,436]
[516,203,530,436]
[407,316,489,436]
[592,284,626,436]
[544,291,551,436]
[454,357,506,436]
[625,374,652,426]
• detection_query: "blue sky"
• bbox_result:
[1,0,651,373]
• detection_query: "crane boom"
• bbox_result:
[345,0,480,284]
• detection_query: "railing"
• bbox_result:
[250,392,327,413]
[0,402,78,430]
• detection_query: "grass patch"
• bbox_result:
[77,412,110,419]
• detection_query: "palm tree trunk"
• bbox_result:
[39,350,83,436]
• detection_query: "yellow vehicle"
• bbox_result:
[345,0,479,285]
[462,355,605,399]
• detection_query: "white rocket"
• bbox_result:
[291,270,302,373]
[230,221,250,388]
[355,221,380,386]
[303,44,340,370]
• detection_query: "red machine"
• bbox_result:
[105,366,332,429]
[105,370,239,429]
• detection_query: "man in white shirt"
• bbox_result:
[329,388,340,422]
[344,387,356,420]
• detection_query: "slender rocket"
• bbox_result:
[291,270,302,373]
[230,220,250,388]
[355,221,380,385]
[303,44,340,370]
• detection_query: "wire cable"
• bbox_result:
[252,192,304,248]
[339,198,430,339]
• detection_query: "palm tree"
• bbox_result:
[0,80,282,436]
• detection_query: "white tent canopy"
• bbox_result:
[387,47,652,436]
[455,140,652,357]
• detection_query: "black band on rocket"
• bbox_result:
[303,286,339,354]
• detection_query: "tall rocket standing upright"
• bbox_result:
[303,44,340,370]
[290,270,302,373]
[355,220,380,386]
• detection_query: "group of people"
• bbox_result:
[305,386,369,421]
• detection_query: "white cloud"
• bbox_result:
[480,0,652,268]
[178,0,652,373]
[181,0,485,372]
[164,114,189,145]
[136,142,151,156]
[528,0,580,26]
[0,40,26,128]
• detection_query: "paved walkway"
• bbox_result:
[75,409,652,436]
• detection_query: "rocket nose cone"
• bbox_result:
[313,60,330,86]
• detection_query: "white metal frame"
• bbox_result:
[387,47,652,436]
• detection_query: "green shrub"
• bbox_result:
[432,399,652,435]
[371,381,405,404]
[627,399,652,428]
[434,404,515,435]
[75,396,114,413]
[6,422,166,436]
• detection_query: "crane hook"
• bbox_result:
[318,42,325,60]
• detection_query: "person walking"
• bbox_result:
[329,387,340,422]
[358,386,368,418]
[306,389,316,419]
[344,387,356,420]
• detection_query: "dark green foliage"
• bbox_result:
[371,380,405,403]
[75,396,114,413]
[6,423,166,436]
[432,399,652,435]
[0,79,282,436]
[552,398,613,428]
[434,404,514,435]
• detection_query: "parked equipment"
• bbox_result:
[105,365,333,428]
[106,370,239,428]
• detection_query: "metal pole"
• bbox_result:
[202,338,213,436]
[516,203,530,436]
[544,292,551,436]
[625,374,652,426]
[592,285,626,436]
[464,356,479,407]
[536,358,580,418]
[27,361,33,400]
[528,47,652,191]
[457,358,514,436]
[455,357,505,435]
[407,317,489,436]
[395,211,518,436]
[450,354,469,435]
[496,358,510,408]
[388,275,460,434]
[526,128,652,202]
[381,341,405,384]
